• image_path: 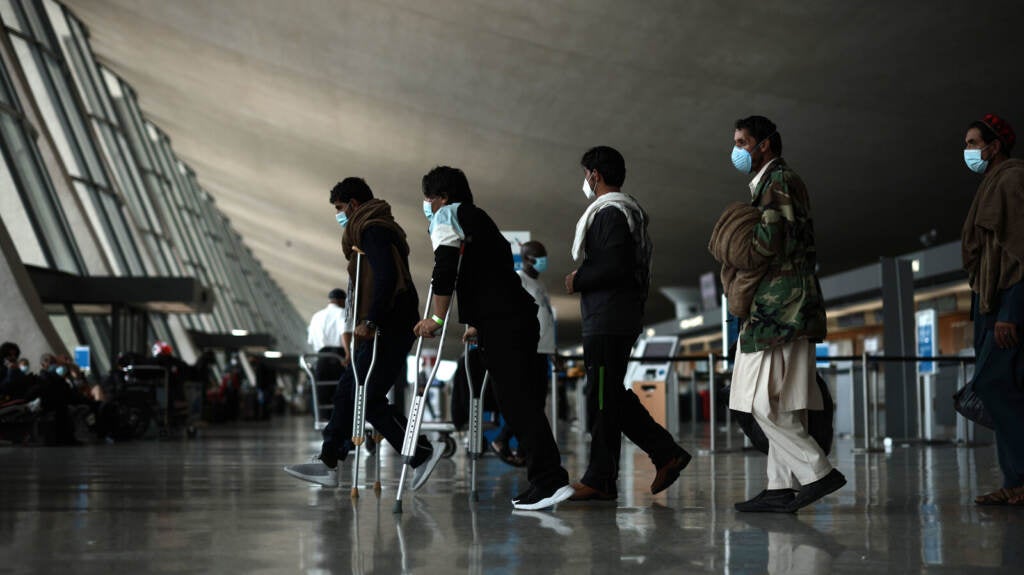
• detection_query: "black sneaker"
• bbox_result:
[511,483,574,511]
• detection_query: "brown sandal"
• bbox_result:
[975,486,1024,505]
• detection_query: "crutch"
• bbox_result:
[350,248,382,499]
[463,342,490,502]
[393,246,464,514]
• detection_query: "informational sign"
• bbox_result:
[700,272,718,311]
[74,345,91,372]
[916,309,938,375]
[863,337,880,354]
[501,231,531,271]
[815,342,831,368]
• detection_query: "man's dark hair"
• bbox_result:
[422,166,474,204]
[328,288,346,302]
[329,177,374,204]
[521,240,546,258]
[1,342,19,360]
[735,116,783,156]
[968,121,1014,155]
[580,146,626,187]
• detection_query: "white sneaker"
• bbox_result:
[283,459,338,488]
[411,441,446,491]
[512,484,574,511]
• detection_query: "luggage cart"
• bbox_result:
[123,364,196,439]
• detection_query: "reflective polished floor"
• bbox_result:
[2,417,1023,574]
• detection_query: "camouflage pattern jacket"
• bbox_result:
[740,158,827,353]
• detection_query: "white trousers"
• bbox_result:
[740,341,833,490]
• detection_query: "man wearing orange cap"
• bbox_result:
[961,113,1024,506]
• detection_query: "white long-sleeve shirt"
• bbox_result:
[518,270,556,354]
[306,302,347,351]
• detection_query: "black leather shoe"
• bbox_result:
[785,469,847,512]
[734,489,797,513]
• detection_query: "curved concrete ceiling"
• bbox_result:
[65,0,1024,340]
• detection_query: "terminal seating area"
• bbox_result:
[0,339,292,447]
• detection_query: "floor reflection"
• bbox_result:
[3,418,1024,573]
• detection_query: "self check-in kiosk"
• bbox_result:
[626,336,680,437]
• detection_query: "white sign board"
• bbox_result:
[501,231,531,270]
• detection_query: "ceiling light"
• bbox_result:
[263,351,282,359]
[679,316,704,330]
[231,329,249,336]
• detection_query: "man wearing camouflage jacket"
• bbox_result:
[725,116,845,513]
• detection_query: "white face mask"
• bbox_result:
[582,175,596,200]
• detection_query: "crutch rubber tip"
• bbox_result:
[374,482,382,496]
[392,500,403,514]
[350,487,359,499]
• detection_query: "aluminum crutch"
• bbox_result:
[393,247,464,514]
[350,248,382,499]
[464,342,490,502]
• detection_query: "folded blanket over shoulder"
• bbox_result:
[708,202,769,318]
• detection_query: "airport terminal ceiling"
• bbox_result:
[64,0,1024,338]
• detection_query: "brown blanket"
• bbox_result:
[962,158,1024,314]
[708,202,770,318]
[341,199,412,322]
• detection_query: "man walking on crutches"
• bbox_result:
[409,166,573,511]
[284,178,444,490]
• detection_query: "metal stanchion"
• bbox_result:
[690,371,698,432]
[708,353,716,453]
[870,362,880,449]
[855,352,871,453]
[956,361,967,445]
[921,368,929,435]
[724,369,732,450]
[550,355,558,439]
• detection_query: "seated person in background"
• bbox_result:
[1,343,32,402]
[24,354,79,445]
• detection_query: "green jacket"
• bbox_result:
[740,158,827,353]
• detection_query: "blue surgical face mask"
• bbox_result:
[731,132,777,174]
[423,200,434,220]
[532,256,548,274]
[55,365,67,377]
[19,365,28,373]
[964,146,991,174]
[335,211,348,228]
[731,146,753,174]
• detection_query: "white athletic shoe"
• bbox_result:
[411,441,446,491]
[511,484,574,511]
[283,459,338,488]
